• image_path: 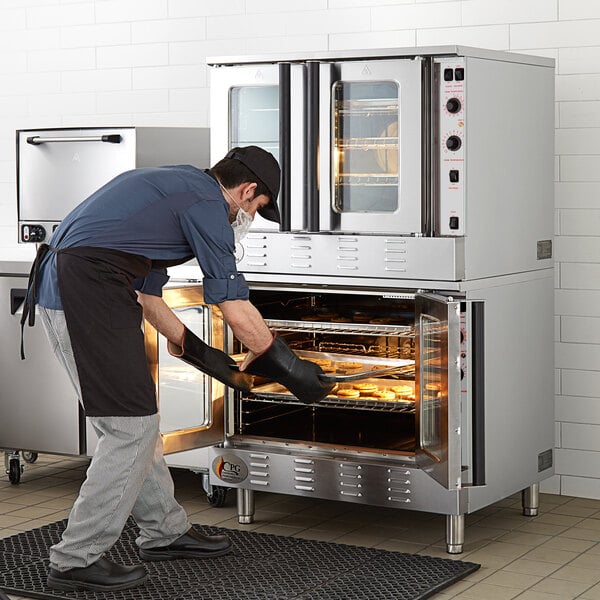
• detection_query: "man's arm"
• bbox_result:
[136,292,185,344]
[218,299,273,355]
[138,292,272,355]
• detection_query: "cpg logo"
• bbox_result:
[212,454,248,484]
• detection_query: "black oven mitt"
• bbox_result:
[243,333,335,404]
[168,327,253,393]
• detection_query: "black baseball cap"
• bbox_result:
[225,146,281,223]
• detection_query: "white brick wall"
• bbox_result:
[1,0,599,499]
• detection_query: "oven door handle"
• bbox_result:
[306,61,321,232]
[279,63,291,232]
[26,134,122,145]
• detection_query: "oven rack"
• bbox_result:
[245,393,415,414]
[289,339,415,362]
[264,319,413,337]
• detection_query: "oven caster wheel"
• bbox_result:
[8,458,23,484]
[22,451,38,464]
[206,486,228,508]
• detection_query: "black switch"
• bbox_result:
[449,169,460,183]
[449,216,460,230]
[454,67,464,81]
[444,68,454,81]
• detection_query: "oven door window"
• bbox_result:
[415,292,461,490]
[230,85,279,159]
[332,80,399,214]
[158,307,209,432]
[419,313,444,459]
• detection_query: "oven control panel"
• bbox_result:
[437,57,466,237]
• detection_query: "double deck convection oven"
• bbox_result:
[155,46,555,553]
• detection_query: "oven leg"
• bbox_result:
[446,514,464,554]
[237,488,255,524]
[522,482,539,517]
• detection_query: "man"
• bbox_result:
[22,146,332,592]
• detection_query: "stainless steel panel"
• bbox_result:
[460,57,554,278]
[237,233,462,282]
[207,45,555,69]
[209,447,465,514]
[0,272,82,455]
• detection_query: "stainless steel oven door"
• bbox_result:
[144,286,225,454]
[319,58,423,234]
[210,63,305,233]
[415,292,462,489]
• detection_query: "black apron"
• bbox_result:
[23,245,158,417]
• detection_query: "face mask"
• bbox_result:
[219,182,254,243]
[231,204,253,243]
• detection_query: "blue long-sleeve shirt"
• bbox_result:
[37,165,248,308]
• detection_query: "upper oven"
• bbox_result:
[209,57,423,236]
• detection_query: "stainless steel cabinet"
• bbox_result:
[0,263,82,455]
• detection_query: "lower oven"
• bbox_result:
[153,275,554,554]
[211,288,480,553]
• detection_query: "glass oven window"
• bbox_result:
[158,307,209,433]
[332,80,399,213]
[420,313,443,460]
[230,85,279,160]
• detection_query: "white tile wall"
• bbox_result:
[561,264,600,289]
[1,0,599,499]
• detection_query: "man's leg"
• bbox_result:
[49,414,160,570]
[131,429,190,548]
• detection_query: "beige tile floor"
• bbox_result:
[1,454,600,599]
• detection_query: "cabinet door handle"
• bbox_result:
[27,134,122,145]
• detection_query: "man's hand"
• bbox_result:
[243,333,334,404]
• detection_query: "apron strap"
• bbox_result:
[20,243,52,360]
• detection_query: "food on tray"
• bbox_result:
[392,384,413,397]
[311,358,335,373]
[331,316,352,323]
[353,383,378,396]
[372,389,395,401]
[337,388,361,398]
[312,358,331,368]
[337,361,362,371]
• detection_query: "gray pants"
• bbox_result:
[40,307,190,571]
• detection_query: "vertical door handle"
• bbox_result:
[471,301,485,485]
[279,63,291,232]
[306,61,320,232]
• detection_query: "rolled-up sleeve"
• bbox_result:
[133,268,170,296]
[203,273,249,304]
[179,197,249,304]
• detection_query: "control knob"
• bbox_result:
[446,98,462,113]
[446,135,462,151]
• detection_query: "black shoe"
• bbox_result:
[47,557,147,591]
[139,526,232,561]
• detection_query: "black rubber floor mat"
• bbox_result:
[0,519,479,600]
